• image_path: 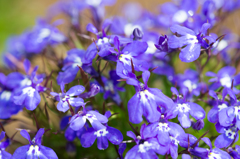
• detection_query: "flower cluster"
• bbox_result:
[1,0,240,158]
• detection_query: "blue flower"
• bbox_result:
[69,108,108,131]
[168,23,212,62]
[125,124,166,159]
[57,48,97,84]
[50,83,85,112]
[127,71,174,124]
[170,87,205,128]
[13,66,46,111]
[12,128,58,159]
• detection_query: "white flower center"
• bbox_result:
[220,76,232,88]
[138,141,152,153]
[97,37,108,46]
[82,114,97,123]
[27,145,41,157]
[36,28,51,43]
[157,122,170,132]
[172,10,188,23]
[208,152,221,159]
[176,103,190,113]
[224,128,236,140]
[22,87,36,97]
[183,80,197,92]
[119,53,132,66]
[0,91,11,101]
[20,78,32,86]
[72,57,83,68]
[94,129,109,137]
[170,136,179,146]
[139,90,155,104]
[218,103,228,111]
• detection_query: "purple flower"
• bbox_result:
[125,124,164,159]
[57,48,96,84]
[79,83,100,99]
[214,123,239,148]
[207,89,234,124]
[80,125,123,150]
[168,23,211,62]
[108,36,149,78]
[172,69,207,97]
[127,71,174,123]
[13,66,46,111]
[50,83,85,112]
[24,19,66,54]
[69,108,108,131]
[206,66,240,94]
[0,131,12,158]
[170,87,205,128]
[12,128,58,159]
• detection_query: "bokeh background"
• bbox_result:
[1,0,240,55]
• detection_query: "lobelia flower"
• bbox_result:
[207,89,236,124]
[24,19,66,54]
[168,23,212,62]
[125,124,167,159]
[0,73,24,119]
[57,48,97,84]
[127,71,174,124]
[110,36,150,79]
[50,83,85,112]
[93,70,124,105]
[13,66,46,111]
[214,123,239,148]
[183,137,232,159]
[0,131,12,158]
[79,83,100,99]
[69,107,108,131]
[172,69,207,97]
[143,113,197,159]
[157,0,198,28]
[80,111,123,150]
[206,66,240,94]
[170,87,205,128]
[12,128,58,159]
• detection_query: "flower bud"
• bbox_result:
[155,35,168,52]
[133,28,143,40]
[192,119,204,130]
